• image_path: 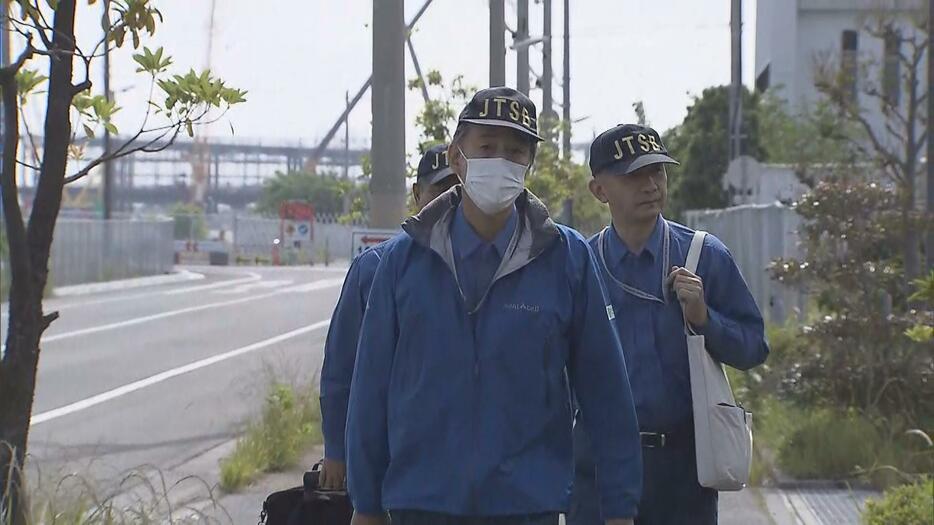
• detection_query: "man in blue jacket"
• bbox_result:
[319,143,459,489]
[568,124,769,525]
[346,87,642,525]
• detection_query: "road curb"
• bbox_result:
[52,269,205,297]
[107,436,240,521]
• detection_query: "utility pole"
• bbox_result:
[542,0,554,138]
[313,0,434,162]
[562,0,571,160]
[344,90,350,180]
[370,0,406,228]
[516,0,530,95]
[490,0,506,86]
[0,0,8,72]
[0,0,9,126]
[729,0,743,160]
[102,0,113,219]
[927,0,933,270]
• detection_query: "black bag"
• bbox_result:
[259,465,354,525]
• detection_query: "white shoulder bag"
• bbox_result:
[684,230,752,491]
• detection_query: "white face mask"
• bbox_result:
[458,146,529,215]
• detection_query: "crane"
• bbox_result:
[188,0,217,209]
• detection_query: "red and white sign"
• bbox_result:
[351,229,398,258]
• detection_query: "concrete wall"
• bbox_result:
[50,219,174,287]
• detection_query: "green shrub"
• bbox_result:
[219,382,321,492]
[778,409,883,479]
[769,180,932,422]
[862,478,934,525]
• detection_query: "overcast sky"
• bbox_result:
[20,1,758,159]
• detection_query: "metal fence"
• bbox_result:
[50,219,174,287]
[684,203,806,324]
[230,213,358,265]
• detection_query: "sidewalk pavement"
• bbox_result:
[191,446,795,524]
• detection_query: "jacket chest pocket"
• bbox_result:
[483,303,567,401]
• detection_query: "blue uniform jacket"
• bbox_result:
[320,243,386,461]
[346,187,642,519]
[586,218,769,433]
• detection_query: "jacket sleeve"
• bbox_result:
[319,250,380,461]
[695,236,770,371]
[567,236,642,520]
[345,250,398,515]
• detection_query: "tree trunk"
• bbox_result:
[0,3,78,523]
[0,64,38,525]
[904,44,921,283]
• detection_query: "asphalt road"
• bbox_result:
[7,265,346,510]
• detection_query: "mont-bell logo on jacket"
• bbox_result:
[505,303,541,313]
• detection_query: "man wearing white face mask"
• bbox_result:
[345,87,642,525]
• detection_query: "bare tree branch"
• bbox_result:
[63,128,176,184]
[8,12,53,51]
[40,312,60,331]
[0,38,35,78]
[71,79,91,96]
[882,117,909,144]
[14,160,39,172]
[18,107,43,169]
[63,105,226,185]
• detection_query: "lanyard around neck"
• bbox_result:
[596,220,671,304]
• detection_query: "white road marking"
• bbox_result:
[1,270,262,318]
[163,272,262,295]
[52,270,205,298]
[212,279,293,295]
[40,278,343,343]
[30,320,331,426]
[283,277,347,293]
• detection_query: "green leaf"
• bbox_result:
[185,120,194,137]
[104,122,119,135]
[16,69,48,99]
[83,124,96,139]
[908,270,934,303]
[905,324,934,343]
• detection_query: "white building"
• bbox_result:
[755,0,925,132]
[722,156,810,205]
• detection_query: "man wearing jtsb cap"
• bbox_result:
[345,87,642,525]
[568,124,769,524]
[319,144,459,490]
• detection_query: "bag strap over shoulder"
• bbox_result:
[685,230,707,274]
[682,230,707,335]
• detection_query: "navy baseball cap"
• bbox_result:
[458,87,544,142]
[589,124,679,176]
[416,144,456,185]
